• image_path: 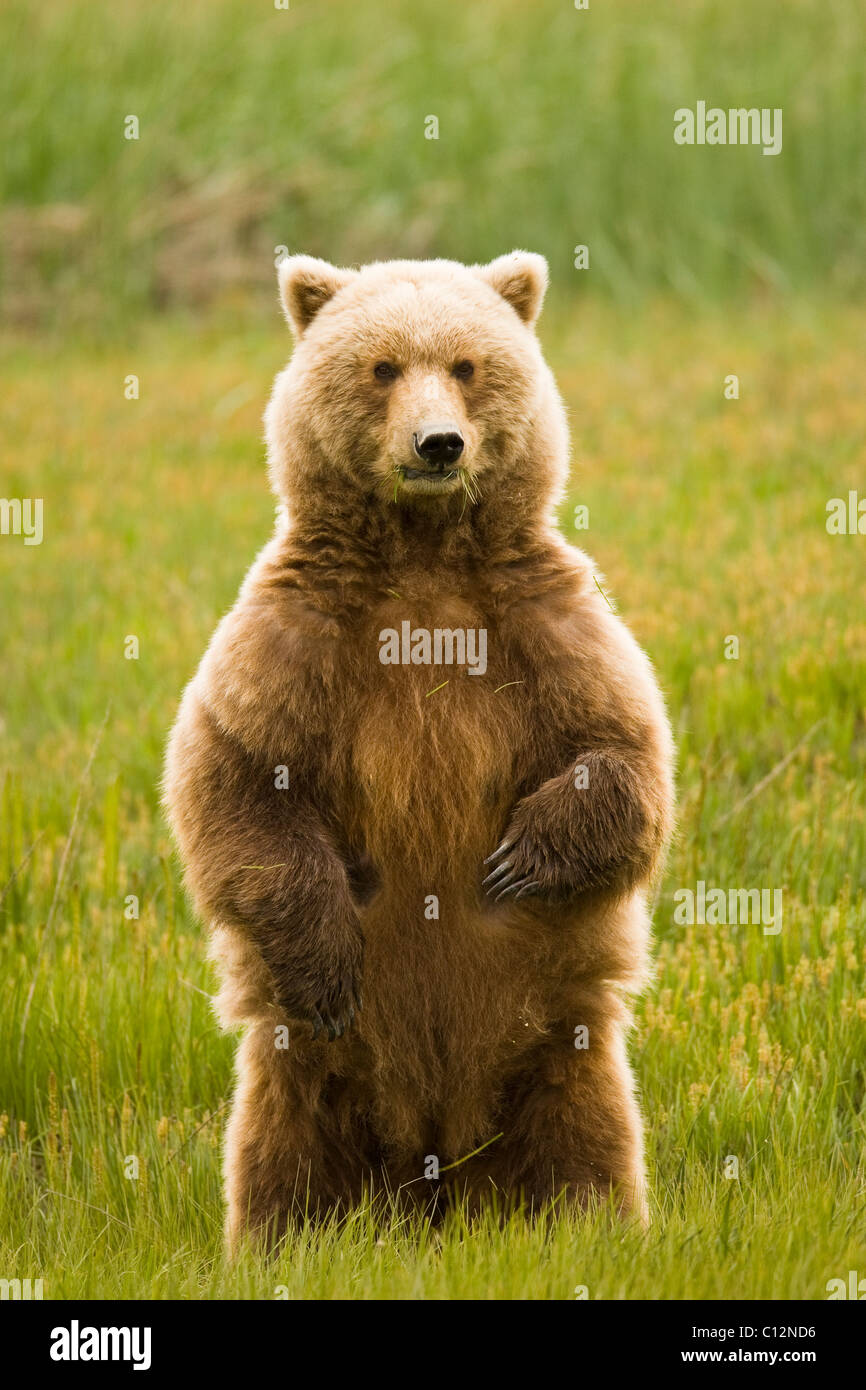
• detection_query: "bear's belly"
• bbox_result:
[339,666,547,1147]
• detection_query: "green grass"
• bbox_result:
[1,0,865,1301]
[2,0,865,329]
[1,298,864,1297]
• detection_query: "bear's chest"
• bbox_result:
[344,593,525,872]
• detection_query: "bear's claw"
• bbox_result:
[482,859,513,889]
[483,845,543,902]
[493,874,540,902]
[309,988,361,1042]
[483,830,545,902]
[483,838,515,866]
[514,881,540,901]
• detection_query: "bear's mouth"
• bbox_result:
[396,466,463,495]
[401,467,458,482]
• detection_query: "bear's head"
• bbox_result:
[265,252,569,528]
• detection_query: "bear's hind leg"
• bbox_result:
[224,1024,379,1250]
[460,1011,648,1223]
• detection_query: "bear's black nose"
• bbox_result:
[413,429,465,470]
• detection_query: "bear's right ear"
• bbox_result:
[278,255,357,336]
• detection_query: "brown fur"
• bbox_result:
[163,252,675,1245]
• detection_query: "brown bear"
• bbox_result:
[163,251,675,1246]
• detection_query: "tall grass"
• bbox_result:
[1,0,865,328]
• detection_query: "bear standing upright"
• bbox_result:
[164,251,675,1245]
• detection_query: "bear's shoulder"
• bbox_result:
[194,536,345,761]
[492,533,668,736]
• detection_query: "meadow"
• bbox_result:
[1,0,865,1300]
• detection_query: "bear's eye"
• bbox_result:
[373,361,399,381]
[453,360,475,380]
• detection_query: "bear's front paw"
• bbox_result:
[482,819,583,904]
[482,832,546,903]
[273,926,364,1043]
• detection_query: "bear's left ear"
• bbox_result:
[278,255,357,336]
[476,251,549,326]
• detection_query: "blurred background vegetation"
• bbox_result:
[1,0,865,332]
